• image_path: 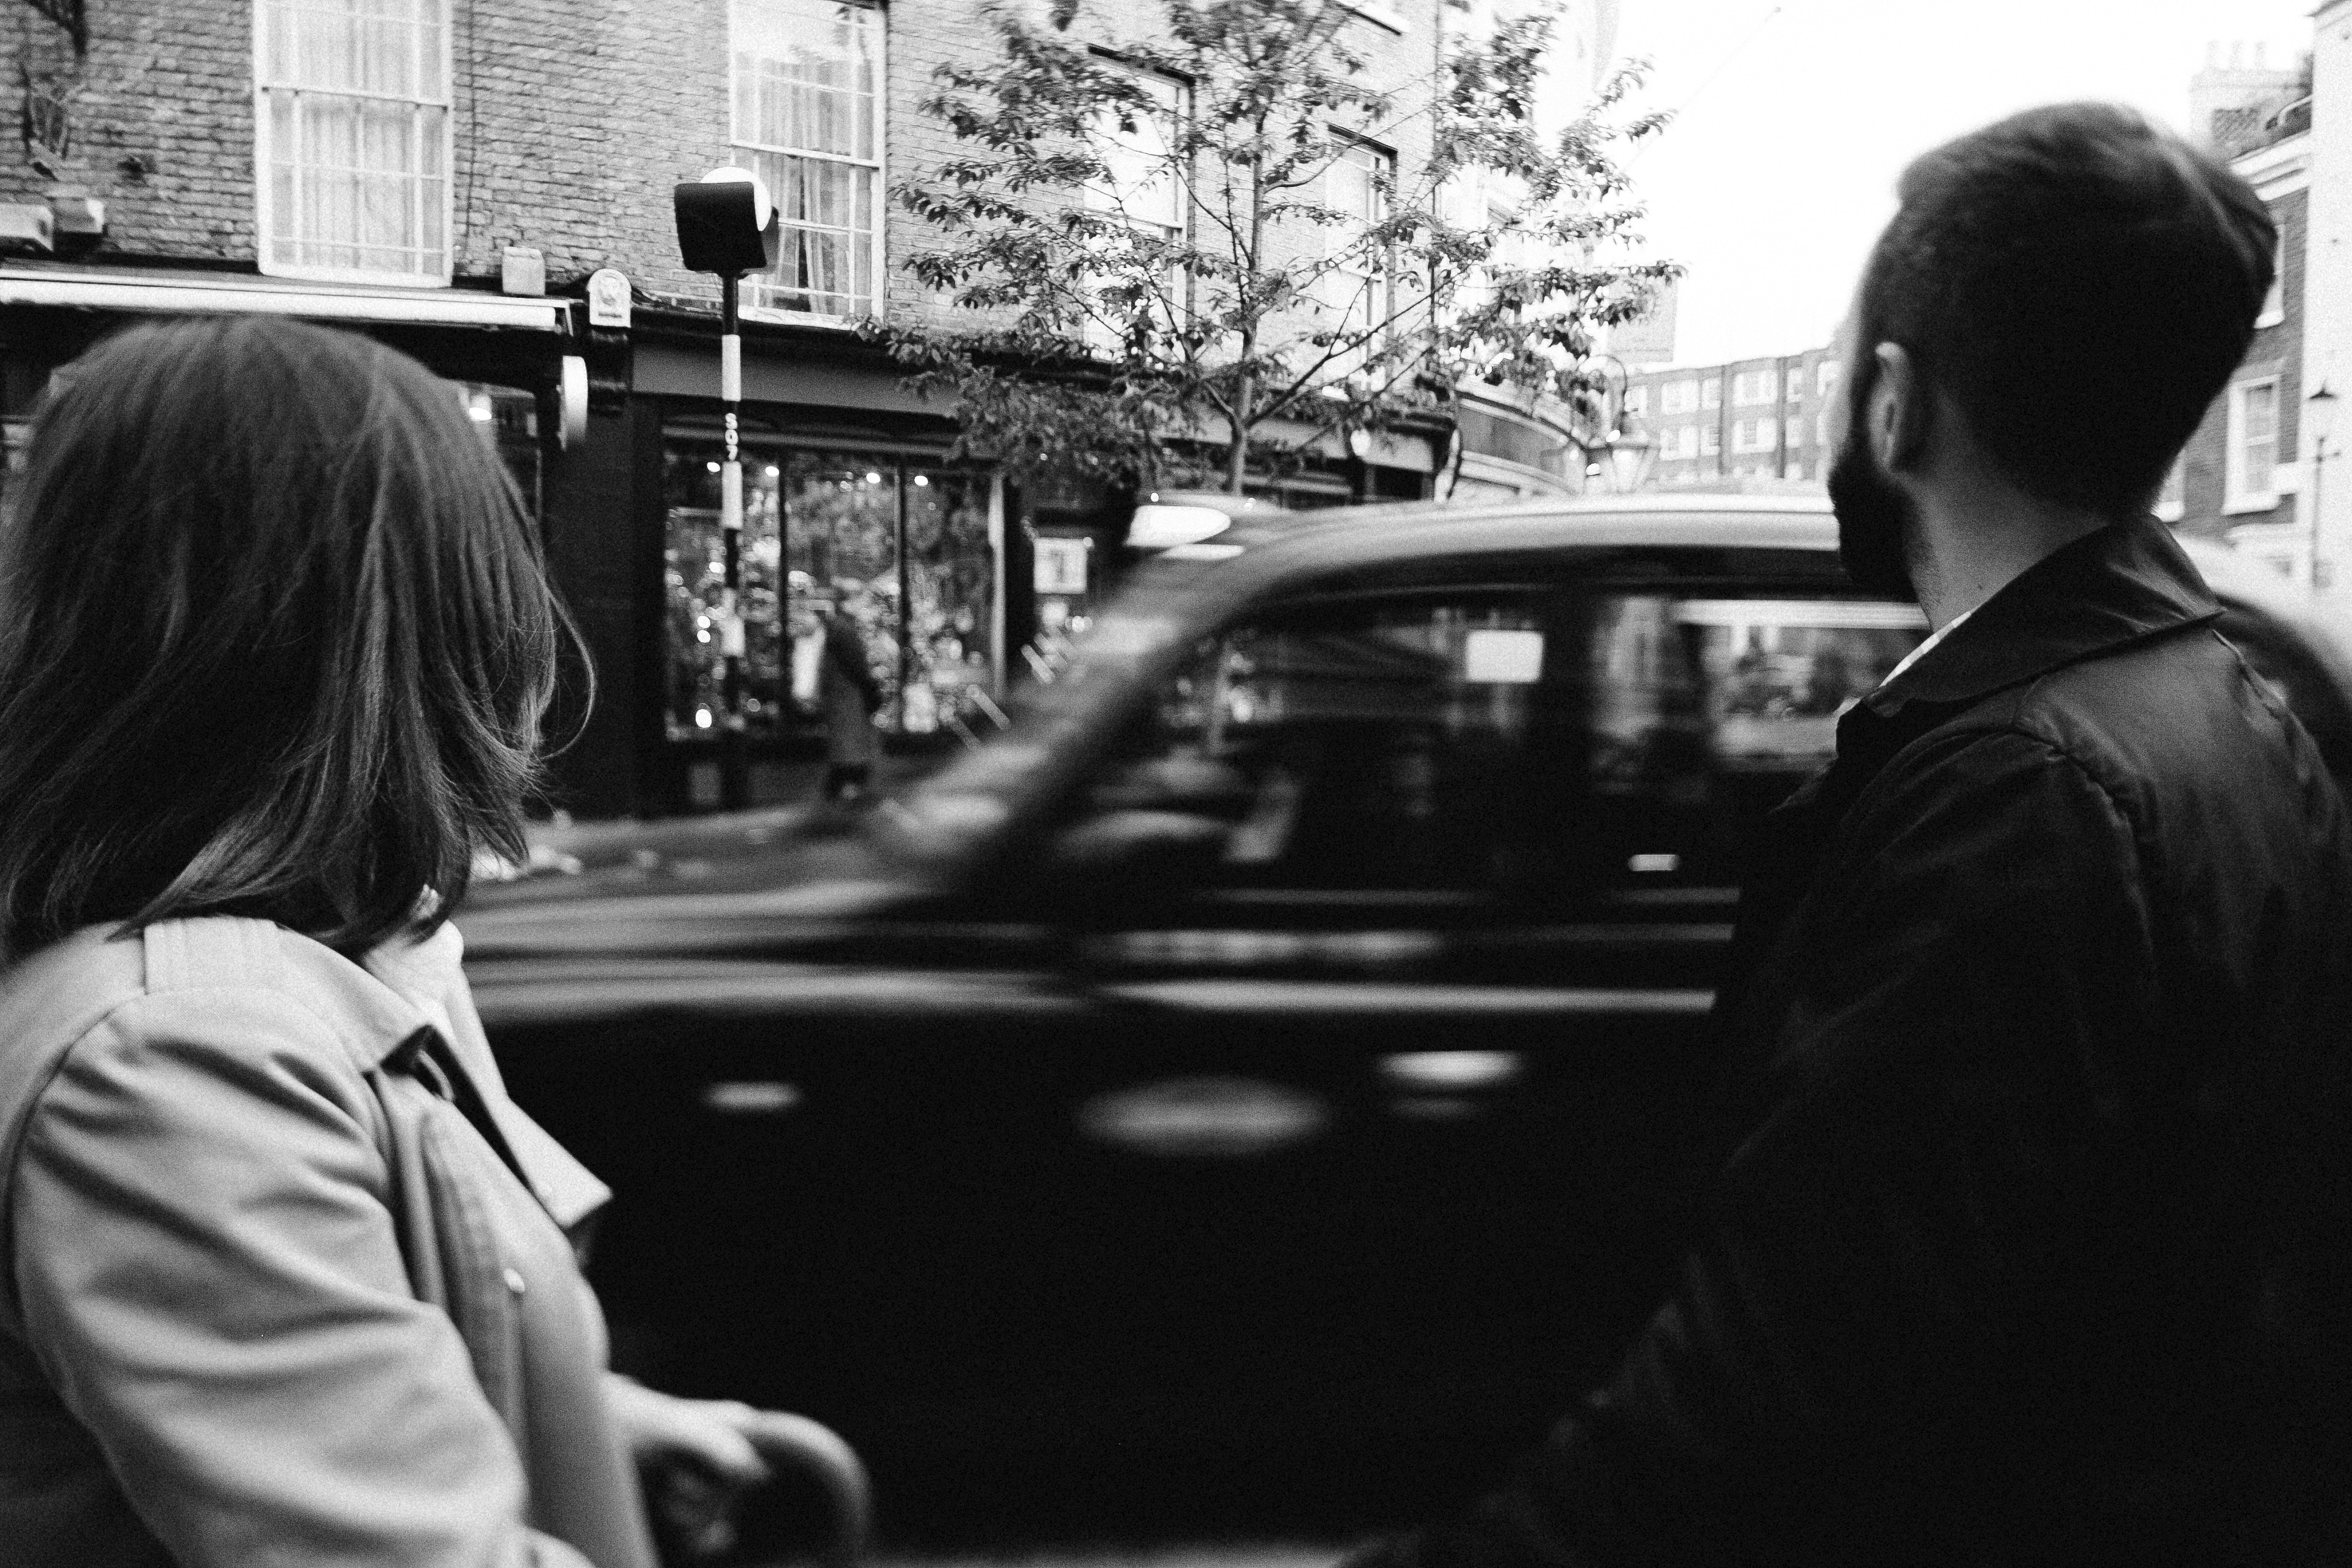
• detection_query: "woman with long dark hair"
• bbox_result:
[0,317,777,1567]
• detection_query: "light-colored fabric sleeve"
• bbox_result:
[10,987,594,1568]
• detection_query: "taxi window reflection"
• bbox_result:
[1103,592,1926,900]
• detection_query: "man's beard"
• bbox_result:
[1826,422,1919,600]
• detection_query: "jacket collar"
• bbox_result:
[1863,513,2222,718]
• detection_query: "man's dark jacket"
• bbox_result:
[1365,518,2352,1566]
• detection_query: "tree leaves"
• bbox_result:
[876,0,1681,493]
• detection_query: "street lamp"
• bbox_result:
[2308,383,2339,594]
[1606,417,1657,493]
[1560,355,1632,494]
[674,168,781,810]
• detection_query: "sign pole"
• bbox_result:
[718,270,749,810]
[674,166,776,813]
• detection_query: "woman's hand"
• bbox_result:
[604,1374,772,1561]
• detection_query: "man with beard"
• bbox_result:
[1344,102,2352,1566]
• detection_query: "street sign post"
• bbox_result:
[674,169,780,810]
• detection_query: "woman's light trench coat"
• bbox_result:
[0,916,659,1567]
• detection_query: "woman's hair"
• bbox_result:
[0,315,574,955]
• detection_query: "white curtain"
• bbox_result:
[260,0,448,278]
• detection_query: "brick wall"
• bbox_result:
[0,0,730,288]
[1,3,256,257]
[3,0,1446,333]
[445,0,727,298]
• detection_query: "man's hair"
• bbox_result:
[0,316,577,956]
[1857,101,2276,515]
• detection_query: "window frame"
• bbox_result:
[2153,455,2187,522]
[2256,231,2286,331]
[2225,375,2283,515]
[251,0,455,287]
[1319,134,1396,386]
[1081,59,1190,359]
[730,0,889,328]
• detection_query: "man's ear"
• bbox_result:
[1870,342,1932,474]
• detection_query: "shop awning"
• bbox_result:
[0,266,570,331]
[1173,411,1442,473]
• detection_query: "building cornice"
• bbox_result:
[2233,129,2311,202]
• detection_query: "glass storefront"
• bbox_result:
[0,376,534,534]
[450,381,541,511]
[663,436,997,741]
[0,417,32,532]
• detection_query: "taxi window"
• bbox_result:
[1095,588,1924,900]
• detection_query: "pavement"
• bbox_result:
[515,752,950,874]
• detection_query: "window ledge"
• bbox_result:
[2223,492,2281,516]
[738,305,866,331]
[256,261,454,289]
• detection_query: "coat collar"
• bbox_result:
[136,916,472,1077]
[1863,514,2222,718]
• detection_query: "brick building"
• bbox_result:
[2167,117,2306,576]
[1619,345,1836,491]
[0,0,1459,816]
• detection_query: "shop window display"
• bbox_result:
[902,468,997,733]
[451,382,540,511]
[663,439,995,743]
[0,418,32,532]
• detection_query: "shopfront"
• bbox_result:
[659,430,1001,751]
[0,283,1002,821]
[0,264,575,528]
[1,269,1447,820]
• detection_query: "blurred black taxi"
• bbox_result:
[461,494,2352,1546]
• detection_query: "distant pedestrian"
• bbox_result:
[0,317,802,1567]
[1347,102,2351,1566]
[793,590,884,802]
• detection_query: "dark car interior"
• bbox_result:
[1052,569,1925,944]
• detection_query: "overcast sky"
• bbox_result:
[1607,0,2316,367]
